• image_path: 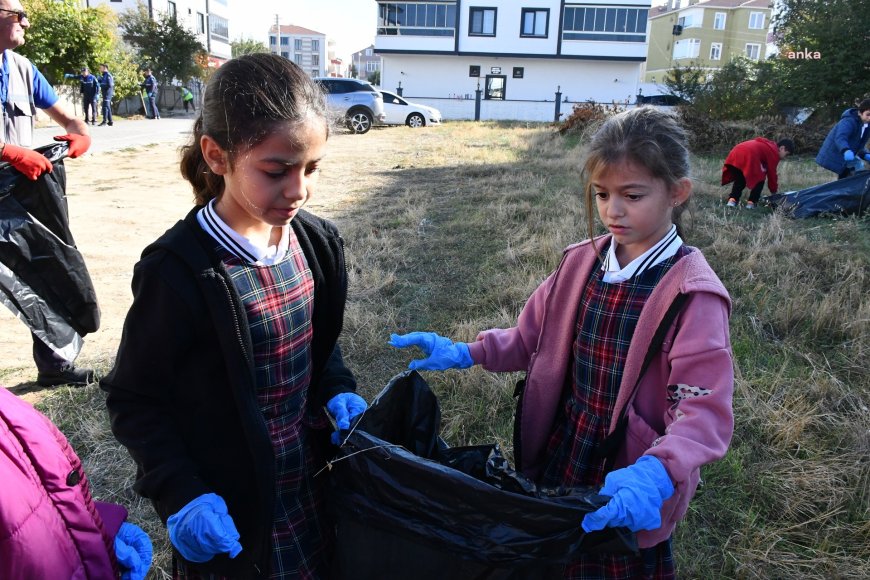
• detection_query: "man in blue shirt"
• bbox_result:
[140,67,159,119]
[97,62,113,126]
[0,0,95,386]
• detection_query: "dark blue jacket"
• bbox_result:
[98,71,114,100]
[78,73,99,100]
[140,74,158,96]
[816,108,870,174]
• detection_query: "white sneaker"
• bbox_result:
[745,201,756,210]
[726,198,737,207]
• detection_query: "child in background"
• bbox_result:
[391,107,734,578]
[0,387,152,580]
[721,137,793,209]
[101,54,366,578]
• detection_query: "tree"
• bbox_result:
[368,70,381,86]
[231,38,268,58]
[773,0,870,113]
[662,63,707,103]
[19,0,116,84]
[119,3,205,87]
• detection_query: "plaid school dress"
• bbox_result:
[176,229,328,579]
[540,245,689,580]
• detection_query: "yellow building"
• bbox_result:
[644,0,772,83]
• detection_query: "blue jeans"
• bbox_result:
[147,94,160,119]
[101,97,113,124]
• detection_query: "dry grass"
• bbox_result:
[34,122,869,578]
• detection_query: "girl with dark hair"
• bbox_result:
[102,53,365,578]
[391,107,735,578]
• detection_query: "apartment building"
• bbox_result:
[269,24,327,78]
[350,45,382,82]
[644,0,772,83]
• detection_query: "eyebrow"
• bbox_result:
[261,155,325,167]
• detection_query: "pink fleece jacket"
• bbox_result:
[467,237,734,548]
[0,387,124,579]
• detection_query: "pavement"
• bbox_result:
[33,116,196,154]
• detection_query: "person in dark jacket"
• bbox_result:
[65,66,99,124]
[815,99,870,179]
[102,53,366,578]
[139,67,159,119]
[97,63,114,126]
[722,137,794,209]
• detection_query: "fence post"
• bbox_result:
[474,87,482,121]
[554,85,562,122]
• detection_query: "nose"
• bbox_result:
[283,169,307,202]
[605,196,625,218]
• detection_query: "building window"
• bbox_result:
[713,12,726,30]
[520,8,548,38]
[280,36,289,45]
[166,1,177,19]
[196,12,205,34]
[366,61,379,72]
[269,35,276,45]
[562,6,648,42]
[365,48,373,56]
[295,38,303,50]
[311,70,319,77]
[311,39,319,51]
[673,38,700,59]
[485,75,505,100]
[312,54,319,65]
[677,13,698,28]
[469,7,497,36]
[280,51,289,58]
[748,12,765,29]
[209,14,228,43]
[378,2,457,37]
[710,42,722,60]
[745,43,761,60]
[294,53,303,65]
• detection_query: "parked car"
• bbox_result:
[379,91,442,128]
[315,78,386,134]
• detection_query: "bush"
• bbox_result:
[557,101,621,136]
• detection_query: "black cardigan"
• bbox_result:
[102,207,357,577]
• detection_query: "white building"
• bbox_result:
[84,0,231,64]
[269,25,327,78]
[375,0,650,112]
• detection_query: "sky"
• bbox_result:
[228,0,379,63]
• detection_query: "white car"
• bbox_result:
[379,91,442,128]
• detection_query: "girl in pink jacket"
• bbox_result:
[391,107,734,579]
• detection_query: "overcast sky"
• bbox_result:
[228,0,378,62]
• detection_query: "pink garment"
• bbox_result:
[467,237,734,548]
[0,387,123,579]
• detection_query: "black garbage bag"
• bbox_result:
[328,371,637,580]
[764,170,870,218]
[0,143,100,359]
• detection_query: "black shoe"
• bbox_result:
[107,121,113,126]
[98,121,107,126]
[37,366,96,387]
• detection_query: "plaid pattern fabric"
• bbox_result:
[195,229,325,579]
[541,244,688,579]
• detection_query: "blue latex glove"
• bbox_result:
[862,152,870,162]
[581,455,675,533]
[114,522,153,580]
[63,73,75,79]
[326,392,367,444]
[843,150,856,162]
[167,493,242,563]
[389,332,473,371]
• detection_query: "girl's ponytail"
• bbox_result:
[180,116,224,205]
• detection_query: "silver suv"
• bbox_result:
[316,78,386,134]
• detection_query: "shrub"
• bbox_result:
[557,100,621,136]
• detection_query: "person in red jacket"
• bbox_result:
[722,137,794,209]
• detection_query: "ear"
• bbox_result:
[200,135,228,175]
[672,177,692,207]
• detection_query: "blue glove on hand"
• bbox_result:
[389,332,474,371]
[167,493,242,563]
[114,522,153,580]
[581,455,675,533]
[843,150,856,162]
[326,392,368,444]
[862,152,870,163]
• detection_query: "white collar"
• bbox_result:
[601,225,682,283]
[196,199,290,266]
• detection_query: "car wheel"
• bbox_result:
[406,113,425,128]
[347,109,373,134]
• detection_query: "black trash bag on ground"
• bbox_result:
[0,143,100,358]
[328,370,637,580]
[764,170,870,218]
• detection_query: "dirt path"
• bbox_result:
[0,127,407,397]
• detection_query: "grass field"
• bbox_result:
[36,121,869,578]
